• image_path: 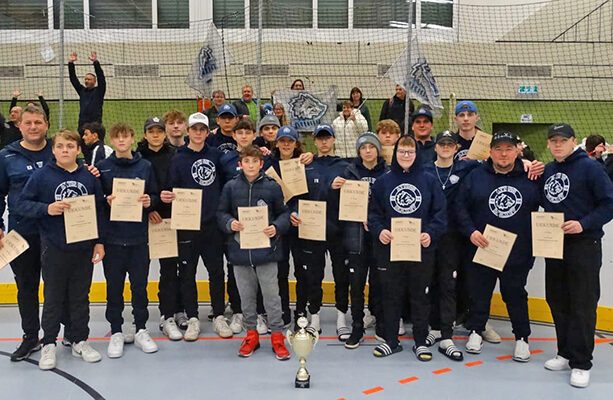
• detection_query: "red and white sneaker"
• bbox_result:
[271,332,291,361]
[238,330,260,358]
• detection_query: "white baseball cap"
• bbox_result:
[188,112,209,128]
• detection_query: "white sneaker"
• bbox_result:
[544,355,570,371]
[256,315,268,335]
[363,310,376,329]
[466,331,483,354]
[124,323,136,344]
[107,333,125,358]
[310,313,321,333]
[39,344,57,370]
[134,329,158,353]
[162,318,183,341]
[229,313,244,334]
[72,341,102,363]
[213,315,234,338]
[512,339,530,362]
[184,317,200,341]
[174,312,188,330]
[482,322,501,343]
[398,318,406,336]
[570,368,590,388]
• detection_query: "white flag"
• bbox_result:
[186,22,232,96]
[274,87,337,133]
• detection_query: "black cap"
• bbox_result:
[547,123,575,139]
[435,131,457,145]
[491,131,519,147]
[144,116,164,132]
[410,107,433,124]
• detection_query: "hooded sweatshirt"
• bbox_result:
[137,141,176,218]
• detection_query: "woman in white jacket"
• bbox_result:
[332,101,369,158]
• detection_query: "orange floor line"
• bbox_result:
[496,355,513,360]
[465,360,483,367]
[362,386,384,395]
[530,349,544,354]
[433,368,452,375]
[398,376,419,384]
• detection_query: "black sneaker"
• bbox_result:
[10,336,41,362]
[344,330,364,350]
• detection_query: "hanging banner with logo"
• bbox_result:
[274,87,337,133]
[384,36,443,115]
[186,22,232,97]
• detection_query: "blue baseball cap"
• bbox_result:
[455,100,478,115]
[411,107,433,123]
[313,123,335,137]
[218,104,238,117]
[547,123,575,139]
[276,125,299,141]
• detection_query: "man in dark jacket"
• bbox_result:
[379,85,414,134]
[68,51,106,130]
[541,124,613,388]
[456,131,541,362]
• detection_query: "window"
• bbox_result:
[354,0,408,29]
[0,0,48,29]
[213,0,245,29]
[318,0,348,29]
[90,0,152,29]
[158,0,189,28]
[250,0,312,29]
[422,0,453,28]
[53,0,84,29]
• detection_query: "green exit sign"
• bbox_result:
[518,85,539,94]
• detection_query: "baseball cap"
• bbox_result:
[276,125,299,142]
[435,130,457,145]
[257,115,280,131]
[547,123,575,139]
[188,112,209,128]
[411,107,433,124]
[217,104,238,117]
[313,123,335,138]
[455,100,478,115]
[490,131,519,147]
[356,132,382,155]
[144,116,164,132]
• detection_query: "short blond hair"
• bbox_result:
[52,129,80,146]
[376,119,400,135]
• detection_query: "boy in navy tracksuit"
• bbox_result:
[206,104,239,154]
[98,122,159,358]
[161,112,233,340]
[217,145,291,360]
[456,132,541,362]
[289,124,349,334]
[541,124,613,388]
[368,135,446,361]
[18,129,105,370]
[331,132,388,348]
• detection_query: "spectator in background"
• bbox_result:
[205,90,226,131]
[68,51,106,130]
[379,84,414,134]
[11,89,50,124]
[80,122,112,166]
[332,101,368,159]
[273,103,288,126]
[517,136,536,161]
[585,134,607,165]
[233,84,259,123]
[291,79,305,90]
[349,87,372,131]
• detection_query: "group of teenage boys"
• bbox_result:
[1,96,612,389]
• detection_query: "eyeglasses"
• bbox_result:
[396,149,416,156]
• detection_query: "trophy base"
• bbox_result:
[295,377,310,389]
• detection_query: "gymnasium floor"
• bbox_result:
[0,304,611,400]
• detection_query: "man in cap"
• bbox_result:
[254,114,281,150]
[207,104,239,154]
[542,124,613,388]
[453,100,487,160]
[411,106,436,164]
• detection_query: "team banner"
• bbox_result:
[186,22,232,97]
[384,37,443,115]
[274,87,338,133]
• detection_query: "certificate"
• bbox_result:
[148,219,178,259]
[298,200,326,241]
[0,230,30,270]
[170,188,202,231]
[238,206,270,249]
[110,178,145,222]
[466,131,492,160]
[265,166,292,203]
[63,195,99,244]
[390,217,422,262]
[473,224,517,271]
[279,159,308,197]
[531,212,564,259]
[381,145,395,165]
[339,180,369,222]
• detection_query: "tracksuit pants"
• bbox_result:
[103,243,150,333]
[178,224,225,319]
[348,242,381,330]
[466,261,532,340]
[41,242,93,345]
[157,256,185,319]
[546,236,602,370]
[10,234,42,339]
[379,251,434,349]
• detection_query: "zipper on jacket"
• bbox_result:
[248,181,254,267]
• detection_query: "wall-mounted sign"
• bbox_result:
[520,114,533,123]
